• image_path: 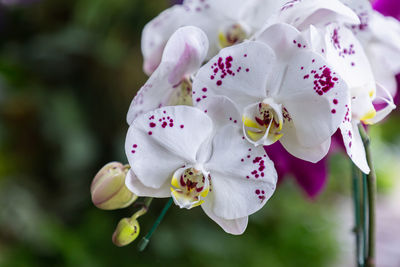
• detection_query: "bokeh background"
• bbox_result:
[0,0,399,266]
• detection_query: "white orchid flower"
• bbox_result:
[125,102,277,234]
[192,37,350,163]
[340,0,400,98]
[259,12,396,173]
[303,22,396,173]
[126,26,208,124]
[141,0,251,75]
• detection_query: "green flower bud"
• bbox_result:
[112,217,140,247]
[91,162,137,210]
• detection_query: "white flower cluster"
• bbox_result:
[124,0,399,234]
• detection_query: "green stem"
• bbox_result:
[351,163,362,266]
[362,172,368,263]
[131,197,153,220]
[358,125,376,267]
[138,198,173,252]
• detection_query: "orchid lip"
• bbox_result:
[170,165,210,209]
[242,99,284,146]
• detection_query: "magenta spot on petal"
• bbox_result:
[148,131,152,135]
[255,189,260,194]
[331,109,336,114]
[133,144,137,148]
[180,125,184,129]
[333,99,338,105]
[202,87,207,92]
[149,122,156,128]
[246,68,249,72]
[216,80,222,86]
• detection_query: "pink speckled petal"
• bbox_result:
[195,95,241,133]
[340,120,370,174]
[126,63,175,124]
[257,23,310,60]
[323,24,376,97]
[193,41,276,111]
[125,106,213,188]
[204,125,277,220]
[278,50,350,148]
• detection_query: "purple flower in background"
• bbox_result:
[373,0,400,20]
[265,143,328,199]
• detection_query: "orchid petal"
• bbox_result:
[368,12,400,57]
[193,41,276,110]
[257,23,310,60]
[126,64,174,124]
[204,124,277,220]
[125,170,170,198]
[280,123,332,163]
[201,197,248,235]
[365,84,396,124]
[277,50,350,148]
[162,26,209,85]
[125,106,213,188]
[239,0,287,31]
[278,0,360,30]
[141,6,187,75]
[195,95,241,132]
[367,44,398,97]
[323,24,376,97]
[340,120,370,174]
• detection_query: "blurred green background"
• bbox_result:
[0,1,399,266]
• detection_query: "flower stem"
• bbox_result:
[131,197,153,220]
[358,125,376,267]
[138,198,173,252]
[362,172,368,263]
[351,163,362,266]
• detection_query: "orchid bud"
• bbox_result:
[91,162,137,210]
[112,217,140,247]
